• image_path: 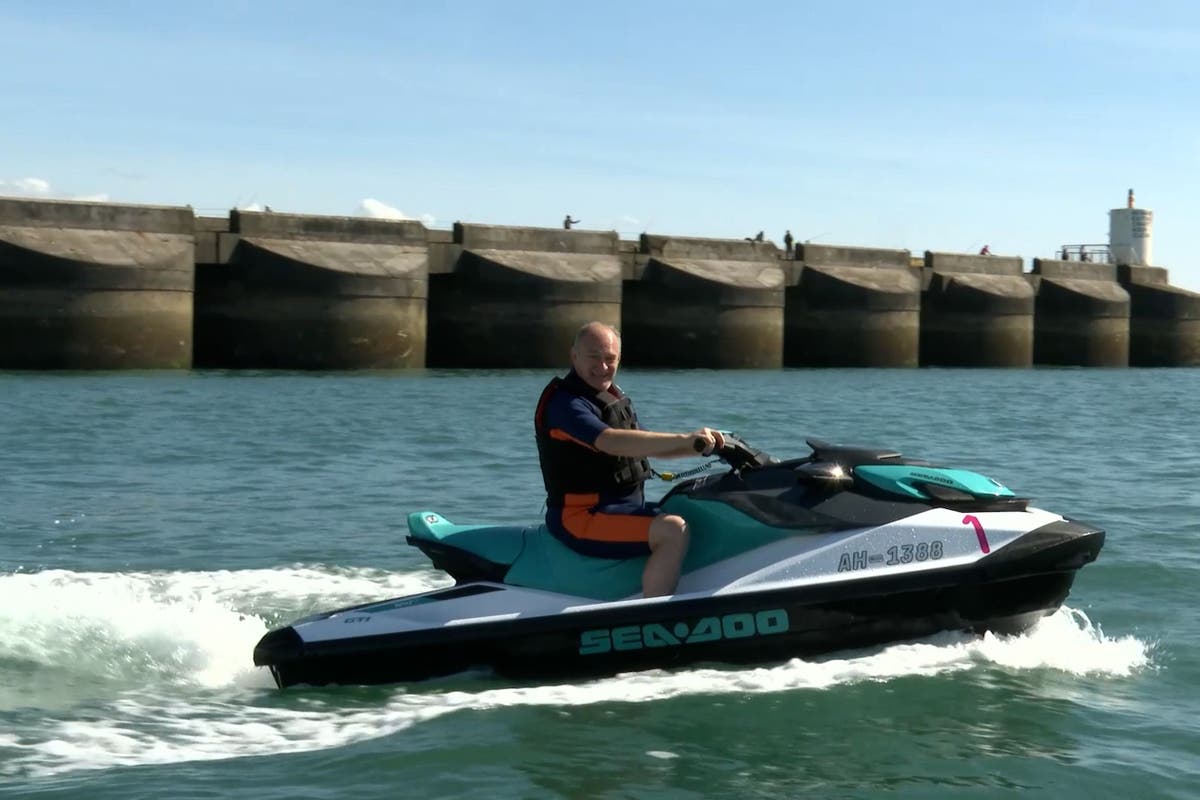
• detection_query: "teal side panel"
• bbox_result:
[410,500,799,602]
[661,496,796,570]
[503,498,796,599]
[503,528,646,601]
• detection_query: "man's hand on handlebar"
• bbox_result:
[690,428,726,456]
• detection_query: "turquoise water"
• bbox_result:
[0,368,1193,799]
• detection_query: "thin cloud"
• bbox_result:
[1,177,109,203]
[357,198,436,227]
[1,177,52,195]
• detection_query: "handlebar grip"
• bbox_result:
[693,437,707,453]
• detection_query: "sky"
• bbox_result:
[3,0,1200,288]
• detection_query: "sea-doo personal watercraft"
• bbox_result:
[253,436,1104,688]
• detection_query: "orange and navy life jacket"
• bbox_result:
[534,370,652,505]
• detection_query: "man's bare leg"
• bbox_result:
[643,514,689,597]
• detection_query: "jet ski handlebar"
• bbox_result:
[696,432,779,472]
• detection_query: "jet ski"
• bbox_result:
[253,436,1104,688]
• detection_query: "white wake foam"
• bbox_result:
[0,598,1149,781]
[0,566,451,690]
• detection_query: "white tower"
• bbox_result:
[1108,188,1153,266]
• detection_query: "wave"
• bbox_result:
[0,565,1151,782]
[0,566,452,691]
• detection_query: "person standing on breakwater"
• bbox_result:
[563,214,581,229]
[534,322,725,597]
[784,230,794,259]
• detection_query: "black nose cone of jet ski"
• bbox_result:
[980,518,1105,577]
[253,626,303,667]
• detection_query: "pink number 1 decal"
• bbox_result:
[962,515,991,554]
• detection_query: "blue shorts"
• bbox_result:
[547,497,660,558]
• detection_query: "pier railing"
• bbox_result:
[1057,244,1111,263]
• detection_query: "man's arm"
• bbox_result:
[595,427,724,458]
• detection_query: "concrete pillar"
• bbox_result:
[426,223,623,367]
[1119,265,1200,366]
[921,252,1034,366]
[0,197,194,369]
[195,210,428,369]
[622,235,784,368]
[1031,259,1130,366]
[786,244,920,367]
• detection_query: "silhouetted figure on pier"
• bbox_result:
[979,244,991,255]
[563,215,581,230]
[1080,251,1090,262]
[784,230,794,258]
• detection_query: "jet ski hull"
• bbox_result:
[254,522,1103,689]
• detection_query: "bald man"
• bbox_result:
[533,322,724,597]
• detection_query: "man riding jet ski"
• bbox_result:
[253,322,1103,688]
[534,321,728,598]
[253,432,1104,689]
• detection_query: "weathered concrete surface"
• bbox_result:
[196,293,426,369]
[427,287,619,367]
[0,287,193,369]
[457,222,618,254]
[426,223,623,367]
[1032,259,1118,282]
[787,244,918,366]
[194,215,228,265]
[195,216,229,233]
[426,229,457,275]
[1118,264,1169,286]
[1031,258,1130,366]
[232,238,428,294]
[920,275,1035,366]
[0,227,194,289]
[0,196,194,232]
[925,251,1024,276]
[1118,265,1200,366]
[622,236,785,368]
[232,209,427,243]
[641,233,779,262]
[921,251,1034,366]
[796,243,912,269]
[0,198,194,368]
[195,211,428,369]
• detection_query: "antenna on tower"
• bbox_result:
[1111,189,1152,266]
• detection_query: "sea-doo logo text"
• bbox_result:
[912,471,957,486]
[578,609,789,655]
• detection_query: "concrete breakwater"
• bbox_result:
[2,196,1199,369]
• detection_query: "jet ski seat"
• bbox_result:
[406,511,647,601]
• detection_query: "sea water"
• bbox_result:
[0,368,1191,799]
